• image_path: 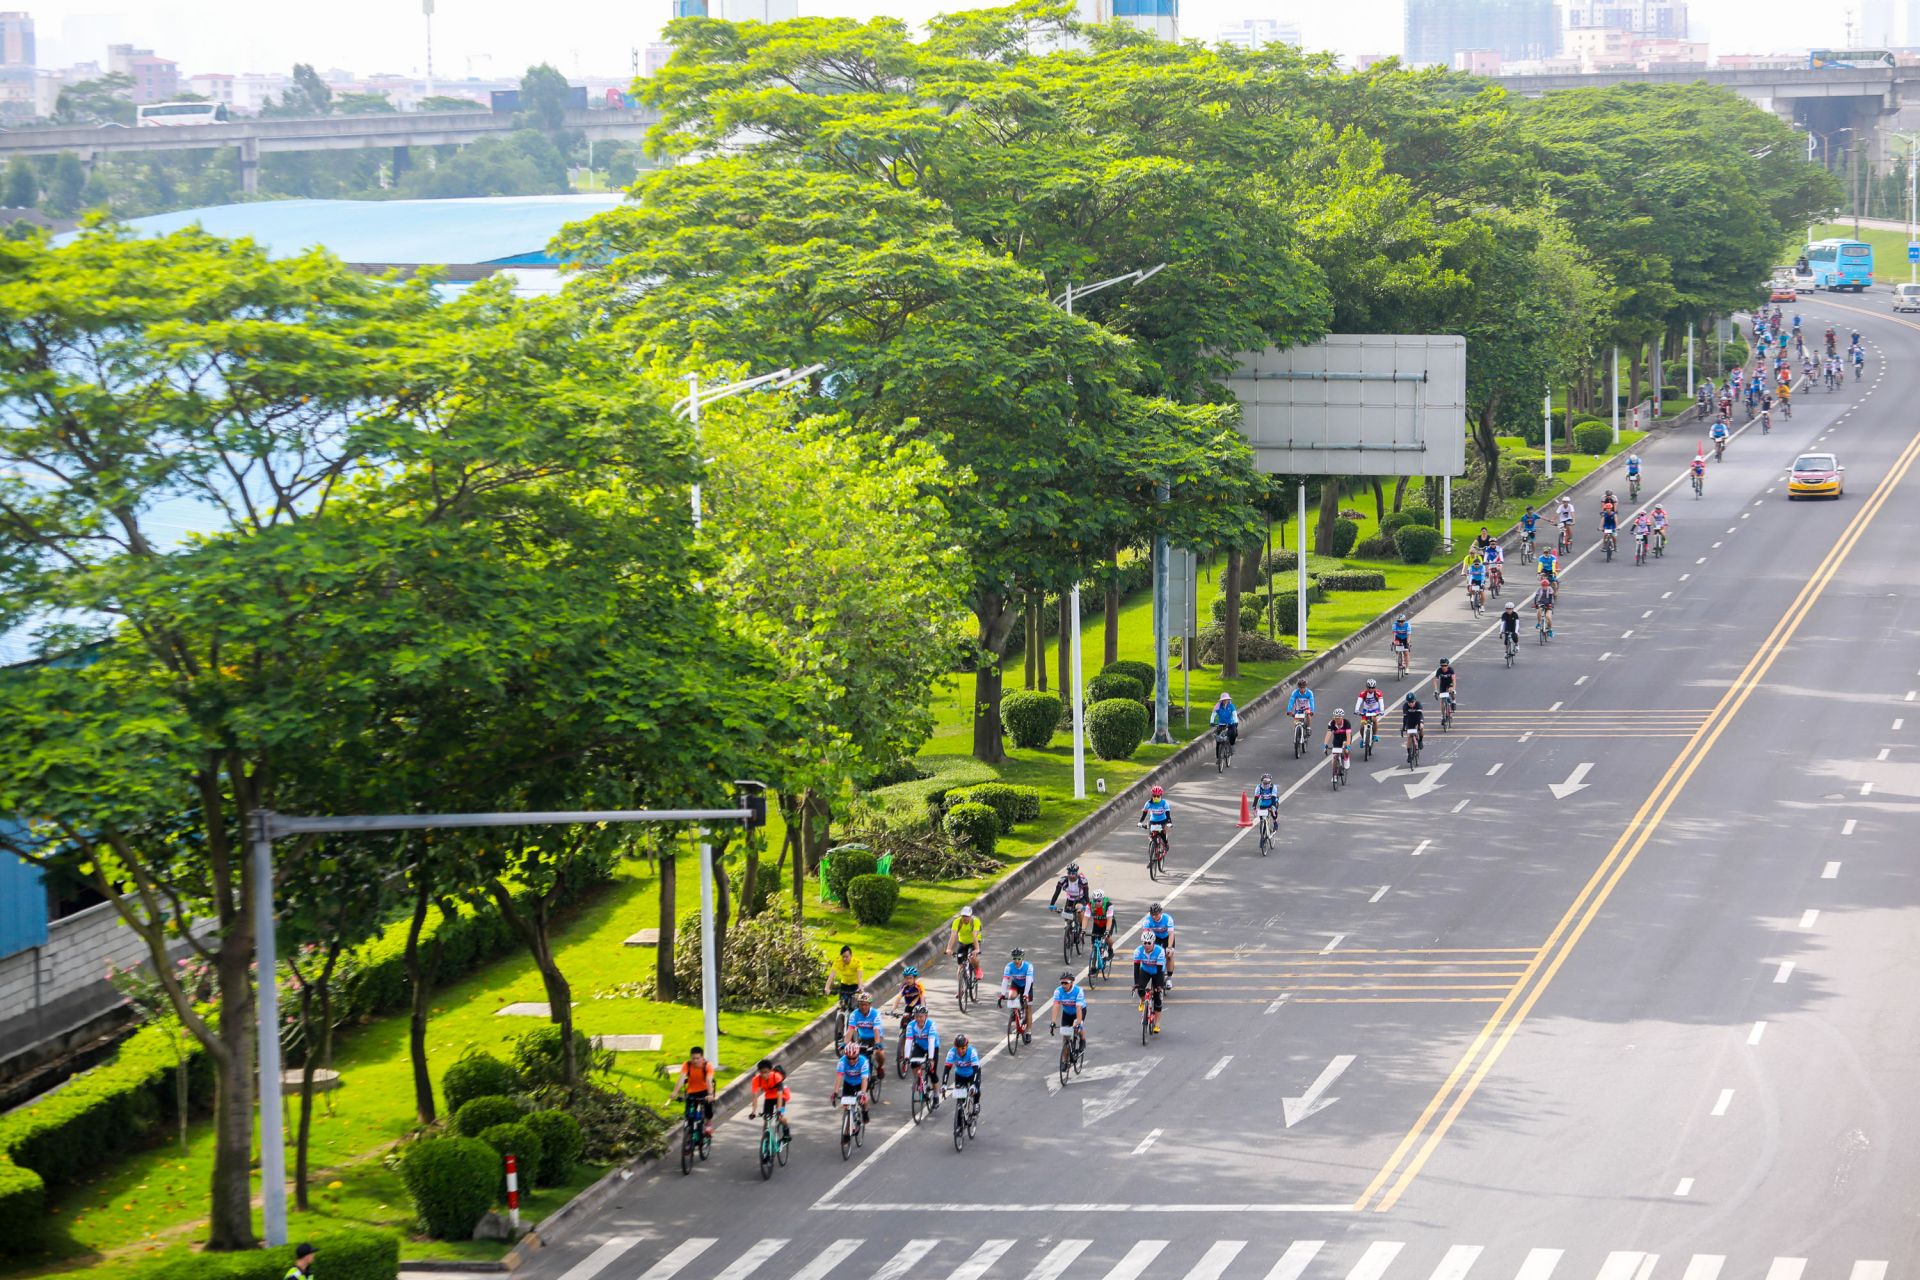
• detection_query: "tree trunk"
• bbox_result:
[1392,477,1408,513]
[969,594,1019,764]
[290,944,341,1212]
[1370,478,1386,523]
[403,875,438,1125]
[1314,478,1341,554]
[1022,594,1037,690]
[1472,398,1503,520]
[1222,547,1242,679]
[656,847,679,1001]
[491,882,578,1089]
[1103,549,1120,668]
[1056,592,1070,704]
[208,945,258,1250]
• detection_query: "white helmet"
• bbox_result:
[959,906,973,918]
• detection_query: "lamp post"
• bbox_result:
[673,364,823,531]
[1052,264,1167,787]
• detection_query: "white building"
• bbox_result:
[1213,18,1302,49]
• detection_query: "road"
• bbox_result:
[516,301,1920,1279]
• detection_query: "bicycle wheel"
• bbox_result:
[911,1075,927,1125]
[1073,1033,1085,1075]
[867,1056,882,1104]
[681,1129,694,1175]
[840,1110,853,1161]
[760,1129,775,1180]
[777,1122,790,1166]
[954,1102,967,1151]
[699,1130,710,1162]
[1058,1040,1070,1088]
[1140,999,1151,1045]
[1006,1009,1020,1057]
[854,1111,864,1149]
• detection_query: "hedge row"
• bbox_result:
[142,1232,400,1280]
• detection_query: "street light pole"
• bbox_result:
[673,363,826,532]
[1052,264,1167,778]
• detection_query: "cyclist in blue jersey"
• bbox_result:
[829,1041,871,1123]
[1051,972,1088,1056]
[1000,948,1035,1044]
[1209,691,1240,754]
[943,1034,983,1108]
[1536,547,1558,583]
[1390,614,1412,674]
[1625,452,1641,484]
[1144,903,1176,984]
[845,990,886,1075]
[1138,785,1172,831]
[1286,678,1316,726]
[1131,929,1168,1032]
[899,1005,941,1102]
[1709,418,1729,459]
[1252,772,1280,815]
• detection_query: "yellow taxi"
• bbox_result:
[1787,452,1845,499]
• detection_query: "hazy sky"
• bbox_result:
[30,0,1864,81]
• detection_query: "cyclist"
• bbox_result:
[1651,503,1668,541]
[1050,972,1088,1056]
[1139,784,1172,841]
[1355,679,1386,746]
[943,1033,983,1109]
[1401,691,1425,753]
[1464,552,1488,609]
[900,1004,941,1099]
[1209,691,1240,756]
[1625,451,1643,497]
[1599,491,1619,549]
[1473,525,1496,555]
[1631,508,1651,551]
[1324,707,1356,778]
[748,1059,791,1142]
[1000,947,1035,1044]
[846,990,886,1074]
[1778,378,1792,416]
[945,906,983,985]
[672,1045,718,1137]
[829,1039,872,1124]
[1499,601,1521,653]
[1519,505,1541,552]
[1690,451,1707,493]
[1144,903,1177,983]
[1049,862,1091,935]
[1131,928,1168,1033]
[1853,344,1865,378]
[1286,678,1316,727]
[889,964,928,1021]
[1252,772,1281,826]
[1537,544,1558,583]
[1485,537,1505,592]
[1533,575,1556,638]
[1390,613,1412,673]
[1825,325,1836,355]
[1433,657,1459,711]
[827,945,864,1010]
[1088,893,1116,958]
[1554,497,1575,549]
[1709,417,1728,459]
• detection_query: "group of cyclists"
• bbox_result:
[1698,314,1869,442]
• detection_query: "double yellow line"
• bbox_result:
[1354,399,1920,1214]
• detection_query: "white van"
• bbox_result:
[1895,283,1920,313]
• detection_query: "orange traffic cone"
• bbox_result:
[1237,790,1255,828]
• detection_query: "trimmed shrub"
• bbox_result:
[1260,547,1297,576]
[453,1095,523,1138]
[1087,697,1149,760]
[522,1109,585,1187]
[478,1122,544,1195]
[1573,422,1613,454]
[1318,569,1389,592]
[1208,596,1262,632]
[441,1052,523,1116]
[846,873,901,927]
[1271,593,1309,636]
[1395,525,1444,564]
[0,1159,43,1249]
[141,1232,400,1280]
[512,1024,606,1089]
[1402,504,1437,528]
[942,802,1001,859]
[1193,624,1293,665]
[399,1136,500,1240]
[1379,511,1415,534]
[1504,464,1538,498]
[1100,659,1155,700]
[1000,690,1061,749]
[862,757,931,788]
[824,847,880,903]
[1353,533,1399,559]
[1328,518,1360,557]
[1087,671,1144,704]
[947,783,1040,829]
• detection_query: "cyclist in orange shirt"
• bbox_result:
[748,1058,791,1143]
[671,1045,717,1137]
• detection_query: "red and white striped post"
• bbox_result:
[1632,405,1640,435]
[505,1154,520,1231]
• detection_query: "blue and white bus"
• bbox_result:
[1802,239,1874,292]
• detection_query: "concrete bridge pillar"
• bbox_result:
[236,136,259,196]
[391,145,409,187]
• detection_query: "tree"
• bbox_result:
[417,94,485,112]
[54,73,134,125]
[3,159,36,209]
[517,63,574,136]
[399,131,567,198]
[335,90,396,115]
[263,63,333,117]
[42,154,85,215]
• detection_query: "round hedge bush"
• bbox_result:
[942,802,1001,859]
[1573,422,1613,454]
[477,1123,544,1194]
[400,1136,500,1240]
[1000,690,1061,749]
[1504,464,1538,497]
[1379,511,1415,535]
[947,783,1040,830]
[1087,697,1149,760]
[452,1095,523,1138]
[1317,569,1388,592]
[1328,517,1360,557]
[846,873,901,927]
[825,846,879,903]
[1087,671,1144,704]
[521,1110,585,1187]
[1208,596,1262,631]
[1394,525,1444,564]
[1099,659,1155,700]
[441,1053,522,1116]
[1271,594,1309,636]
[1402,504,1437,529]
[1353,533,1399,559]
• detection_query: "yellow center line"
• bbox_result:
[1360,386,1920,1214]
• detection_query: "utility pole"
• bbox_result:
[423,0,435,96]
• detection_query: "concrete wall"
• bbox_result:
[0,901,151,1025]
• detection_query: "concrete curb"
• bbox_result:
[495,438,1645,1262]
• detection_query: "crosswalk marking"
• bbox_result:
[1346,1242,1404,1280]
[789,1240,862,1280]
[1514,1250,1563,1280]
[557,1237,640,1280]
[1764,1261,1807,1280]
[1099,1241,1168,1280]
[1680,1257,1724,1280]
[1262,1241,1323,1280]
[1850,1264,1889,1280]
[715,1240,789,1280]
[1021,1241,1091,1280]
[1428,1245,1482,1280]
[1178,1241,1244,1280]
[1596,1254,1655,1280]
[946,1241,1015,1280]
[639,1240,718,1280]
[870,1241,938,1280]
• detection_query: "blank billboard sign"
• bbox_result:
[1224,334,1468,478]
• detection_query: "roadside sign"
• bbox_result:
[1907,242,1918,263]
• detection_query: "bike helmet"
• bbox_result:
[1066,862,1079,874]
[1059,972,1075,984]
[1141,929,1156,943]
[1010,947,1025,959]
[1150,785,1164,798]
[911,1003,928,1017]
[856,990,872,1004]
[1260,772,1272,783]
[1439,657,1453,666]
[903,965,919,977]
[1331,707,1348,719]
[1404,692,1419,705]
[953,1033,968,1048]
[959,905,973,918]
[1365,678,1377,689]
[1396,612,1408,621]
[1506,603,1517,611]
[1150,903,1163,913]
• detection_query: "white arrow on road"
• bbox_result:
[1549,762,1595,799]
[1373,762,1451,799]
[1282,1055,1354,1128]
[1044,1054,1161,1125]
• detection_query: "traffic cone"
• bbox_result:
[1237,790,1254,828]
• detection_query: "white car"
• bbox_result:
[1895,283,1920,313]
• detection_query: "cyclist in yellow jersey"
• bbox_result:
[826,945,863,1004]
[945,906,984,980]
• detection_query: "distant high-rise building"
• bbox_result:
[107,43,178,104]
[1562,0,1688,40]
[1078,0,1177,41]
[1214,18,1302,49]
[670,0,796,19]
[0,12,33,67]
[1404,0,1556,66]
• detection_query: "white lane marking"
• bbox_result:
[1548,701,1563,712]
[1674,1177,1694,1196]
[1726,527,1736,534]
[1102,1240,1166,1280]
[1412,839,1431,857]
[792,1243,865,1280]
[1428,1245,1483,1280]
[945,1240,1015,1280]
[1849,1264,1889,1280]
[1263,1243,1324,1280]
[1742,512,1751,519]
[1764,1261,1806,1280]
[1662,591,1673,598]
[1861,782,1874,795]
[1642,610,1654,618]
[1486,762,1503,775]
[1754,500,1764,507]
[556,1237,642,1280]
[1823,862,1840,879]
[1264,994,1291,1014]
[1696,557,1709,564]
[716,1240,791,1280]
[1129,1131,1162,1157]
[1774,961,1795,984]
[1597,1254,1655,1280]
[1680,573,1691,581]
[1514,1251,1563,1280]
[1908,691,1917,702]
[1204,1055,1233,1080]
[1843,819,1857,835]
[1320,934,1347,954]
[1621,630,1634,638]
[1712,542,1722,549]
[1878,748,1891,760]
[1712,1089,1734,1116]
[1895,718,1905,730]
[1452,799,1471,813]
[1749,1020,1767,1045]
[1768,487,1776,493]
[638,1241,719,1280]
[1345,1242,1404,1280]
[1682,1259,1726,1280]
[1519,731,1533,742]
[1021,1241,1091,1280]
[1369,885,1390,903]
[871,1242,938,1280]
[1800,910,1819,928]
[1178,1241,1245,1280]
[1576,675,1590,685]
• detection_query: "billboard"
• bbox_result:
[1223,334,1467,479]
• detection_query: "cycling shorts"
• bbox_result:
[1132,966,1166,990]
[838,1080,864,1100]
[1149,932,1174,950]
[1006,978,1031,998]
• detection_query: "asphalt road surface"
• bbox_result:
[517,302,1920,1280]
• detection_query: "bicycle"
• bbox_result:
[1760,411,1771,435]
[1653,528,1666,558]
[837,1093,866,1161]
[948,1080,980,1151]
[1404,726,1421,768]
[1393,639,1411,679]
[907,1052,937,1125]
[1503,631,1518,667]
[1054,905,1084,966]
[679,1100,712,1175]
[1634,531,1648,566]
[758,1107,791,1180]
[1359,715,1378,762]
[832,989,856,1044]
[1143,821,1168,880]
[1136,985,1160,1043]
[1691,472,1704,498]
[1713,438,1725,463]
[1256,805,1277,856]
[954,950,979,1013]
[1439,690,1454,732]
[1520,529,1536,562]
[1212,723,1233,774]
[1601,528,1616,562]
[1053,1018,1085,1087]
[1087,931,1111,981]
[1558,522,1573,555]
[1328,744,1349,790]
[1291,710,1311,758]
[857,1043,884,1104]
[1003,994,1030,1056]
[1466,580,1484,617]
[1628,473,1641,501]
